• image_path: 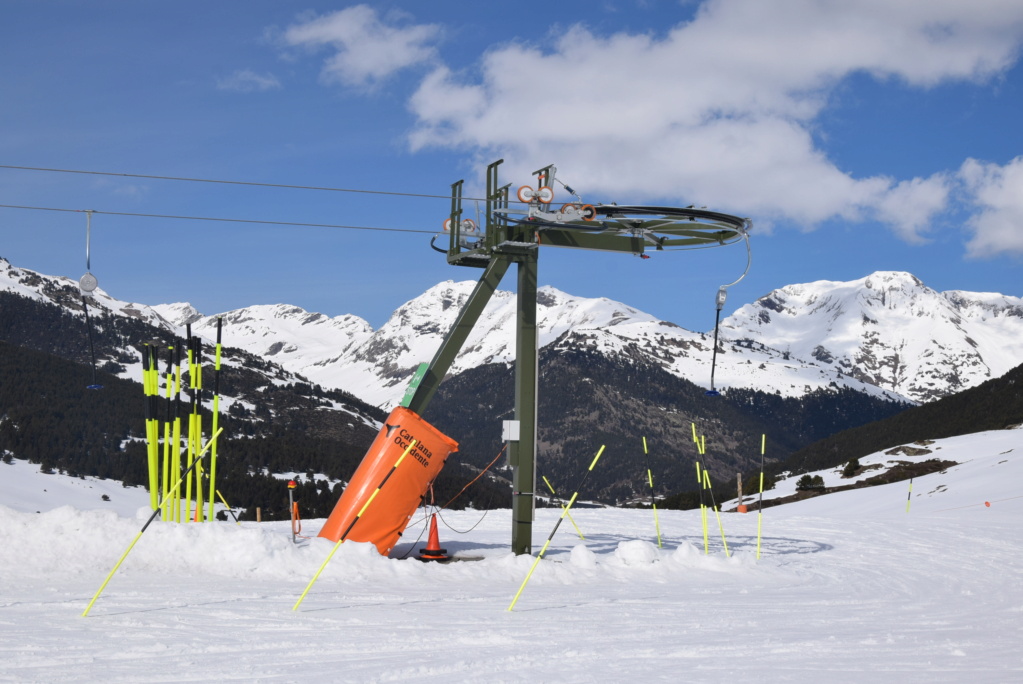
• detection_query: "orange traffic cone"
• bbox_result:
[418,513,450,562]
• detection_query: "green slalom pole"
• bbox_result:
[642,437,662,548]
[508,445,606,612]
[294,440,419,611]
[541,475,585,540]
[756,433,765,560]
[207,317,222,522]
[82,428,223,617]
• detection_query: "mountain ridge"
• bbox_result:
[142,266,1023,407]
[724,270,1023,401]
[6,255,1021,412]
[7,255,1015,505]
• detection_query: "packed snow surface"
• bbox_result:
[1,428,1021,682]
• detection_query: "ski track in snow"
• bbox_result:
[1,428,1021,682]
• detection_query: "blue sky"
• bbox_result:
[2,1,1022,331]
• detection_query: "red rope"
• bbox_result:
[440,443,507,511]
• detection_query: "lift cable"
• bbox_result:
[0,203,436,235]
[0,163,492,203]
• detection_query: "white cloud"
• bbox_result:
[283,5,441,89]
[216,69,282,93]
[874,174,953,244]
[960,157,1023,258]
[405,0,1023,237]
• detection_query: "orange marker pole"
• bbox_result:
[287,479,298,544]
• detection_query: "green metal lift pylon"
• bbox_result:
[406,160,539,555]
[407,159,750,556]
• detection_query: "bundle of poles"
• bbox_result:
[140,318,226,522]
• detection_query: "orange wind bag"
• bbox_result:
[318,407,458,555]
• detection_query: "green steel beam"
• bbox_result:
[448,179,463,256]
[405,256,512,416]
[510,254,538,556]
[538,230,648,254]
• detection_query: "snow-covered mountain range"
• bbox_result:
[153,280,900,408]
[156,272,1023,408]
[4,256,1022,408]
[724,271,1023,402]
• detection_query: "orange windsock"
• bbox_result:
[318,407,458,555]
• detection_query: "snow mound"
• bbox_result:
[613,539,661,565]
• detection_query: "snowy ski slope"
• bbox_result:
[0,427,1020,682]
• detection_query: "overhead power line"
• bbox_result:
[0,163,492,202]
[0,203,436,235]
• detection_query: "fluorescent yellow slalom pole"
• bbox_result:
[207,317,223,522]
[216,489,241,525]
[185,411,195,521]
[756,471,764,559]
[542,475,585,540]
[695,429,710,554]
[693,420,705,549]
[293,440,418,611]
[508,445,606,612]
[150,346,161,510]
[697,461,709,554]
[185,328,195,521]
[642,437,662,548]
[161,345,173,521]
[703,468,730,557]
[82,428,223,617]
[906,476,913,514]
[193,335,204,522]
[756,433,766,560]
[142,344,160,511]
[171,342,183,522]
[693,419,707,550]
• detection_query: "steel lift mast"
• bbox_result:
[406,159,750,555]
